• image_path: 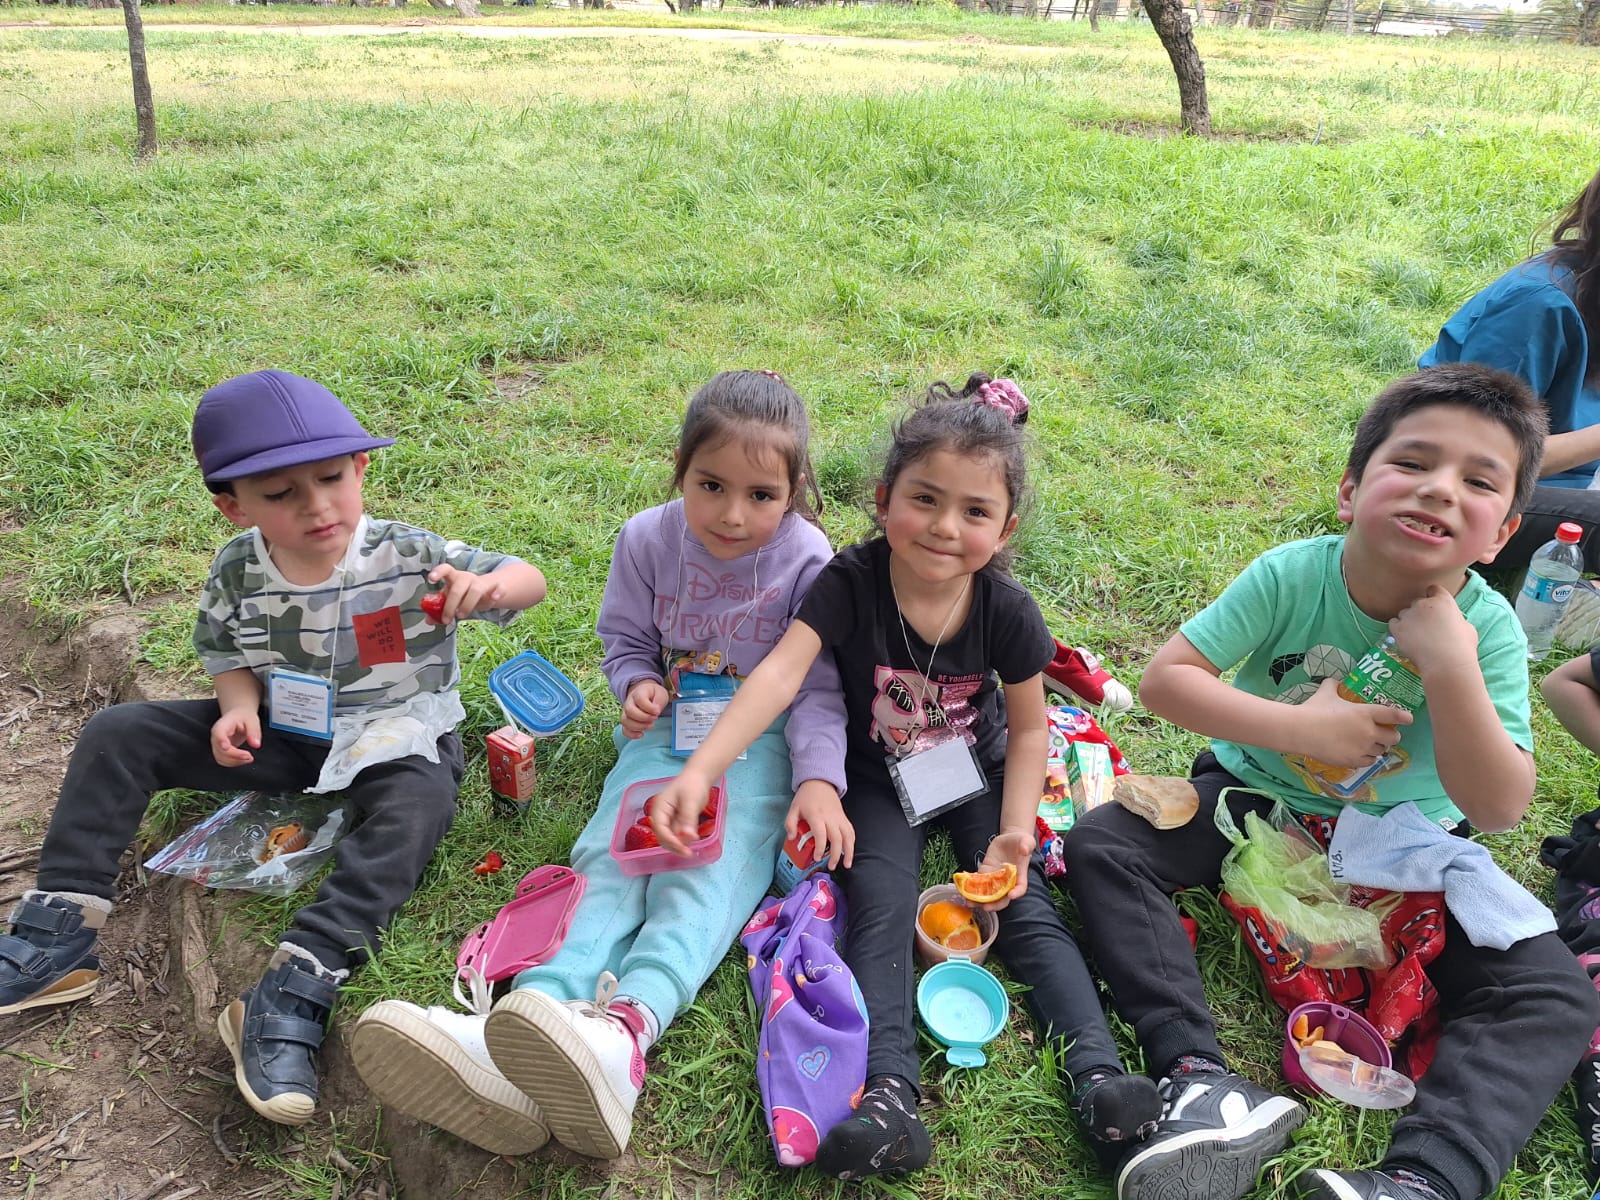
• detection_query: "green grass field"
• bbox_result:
[4,7,1600,1198]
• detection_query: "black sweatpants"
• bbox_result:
[37,699,461,974]
[1061,751,1600,1200]
[839,764,1120,1088]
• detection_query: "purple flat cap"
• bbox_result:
[192,370,395,484]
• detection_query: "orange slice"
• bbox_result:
[952,863,1018,904]
[942,924,983,952]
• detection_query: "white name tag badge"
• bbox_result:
[888,734,986,826]
[267,668,335,741]
[670,673,745,759]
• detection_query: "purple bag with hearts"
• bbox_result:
[739,873,869,1166]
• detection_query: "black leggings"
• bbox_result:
[38,699,461,974]
[838,765,1120,1086]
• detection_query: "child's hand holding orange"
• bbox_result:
[956,829,1032,911]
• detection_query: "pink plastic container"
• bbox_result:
[1283,1002,1392,1094]
[457,866,585,985]
[609,776,726,876]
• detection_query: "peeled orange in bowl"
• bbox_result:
[919,900,982,952]
[914,884,997,967]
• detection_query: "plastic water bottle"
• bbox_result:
[1515,521,1585,660]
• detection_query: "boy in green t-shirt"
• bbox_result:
[1063,363,1600,1200]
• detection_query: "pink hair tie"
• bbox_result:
[757,369,786,383]
[974,378,1029,423]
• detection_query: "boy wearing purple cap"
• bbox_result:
[0,370,547,1127]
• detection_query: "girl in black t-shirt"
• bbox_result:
[653,375,1161,1181]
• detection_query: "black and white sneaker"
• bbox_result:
[1116,1071,1305,1200]
[1577,1052,1600,1191]
[1295,1169,1447,1200]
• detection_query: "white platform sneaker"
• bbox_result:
[485,972,649,1159]
[350,1000,550,1156]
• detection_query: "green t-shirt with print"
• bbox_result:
[1179,535,1531,825]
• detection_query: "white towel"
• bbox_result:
[1327,802,1555,951]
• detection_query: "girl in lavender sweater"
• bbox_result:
[352,371,848,1160]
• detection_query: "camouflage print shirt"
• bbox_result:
[193,516,523,717]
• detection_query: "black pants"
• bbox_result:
[1489,482,1600,574]
[37,699,461,974]
[1062,751,1600,1200]
[839,765,1120,1087]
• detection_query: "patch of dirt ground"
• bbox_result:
[0,596,447,1199]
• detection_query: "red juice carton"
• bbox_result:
[774,818,825,895]
[487,726,538,816]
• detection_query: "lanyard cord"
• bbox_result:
[263,535,353,689]
[660,507,766,677]
[887,554,970,727]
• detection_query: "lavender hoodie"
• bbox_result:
[597,500,848,796]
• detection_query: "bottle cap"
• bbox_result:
[1558,522,1584,543]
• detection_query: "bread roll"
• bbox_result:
[1111,775,1200,830]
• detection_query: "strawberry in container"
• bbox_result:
[611,777,727,875]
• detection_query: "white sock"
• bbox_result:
[24,889,113,915]
[276,941,350,984]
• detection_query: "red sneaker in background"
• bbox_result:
[1042,641,1134,713]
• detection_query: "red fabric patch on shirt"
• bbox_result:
[352,606,406,666]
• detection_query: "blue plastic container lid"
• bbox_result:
[488,650,585,736]
[916,959,1008,1068]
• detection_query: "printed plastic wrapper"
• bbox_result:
[144,791,349,896]
[1037,705,1130,833]
[1218,802,1388,970]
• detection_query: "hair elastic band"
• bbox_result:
[757,369,786,383]
[974,378,1029,423]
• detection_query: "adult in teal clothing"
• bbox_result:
[1421,165,1600,571]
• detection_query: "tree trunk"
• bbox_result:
[454,0,480,16]
[1342,0,1353,32]
[1088,0,1100,29]
[1142,0,1210,136]
[1580,0,1600,45]
[120,0,156,160]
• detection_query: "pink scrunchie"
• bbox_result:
[974,378,1029,422]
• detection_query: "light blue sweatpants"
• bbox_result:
[512,717,793,1031]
